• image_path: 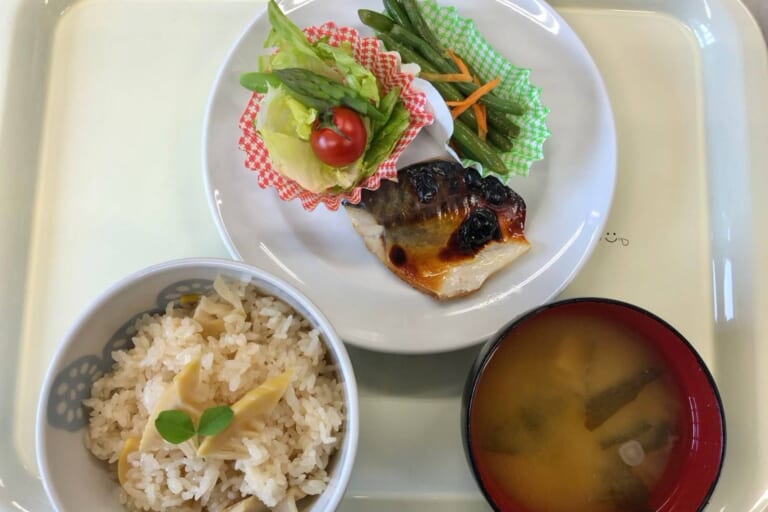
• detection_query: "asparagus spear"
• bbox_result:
[273,68,386,122]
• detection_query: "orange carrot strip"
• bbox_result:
[448,76,502,119]
[480,105,489,140]
[472,103,483,138]
[420,72,473,83]
[447,49,471,77]
[474,103,488,141]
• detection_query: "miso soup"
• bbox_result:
[469,308,685,512]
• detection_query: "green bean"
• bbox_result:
[391,24,453,71]
[377,35,475,125]
[487,131,515,152]
[360,9,525,116]
[453,119,508,175]
[459,82,524,116]
[376,32,516,152]
[383,0,415,32]
[434,81,516,151]
[361,11,454,76]
[401,0,444,50]
[488,109,522,138]
[372,27,429,70]
[387,25,524,116]
[359,9,394,32]
[378,33,520,137]
[435,83,518,152]
[461,56,524,122]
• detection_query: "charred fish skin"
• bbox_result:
[345,159,531,300]
[456,207,502,253]
[350,160,527,239]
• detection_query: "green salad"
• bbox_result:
[240,0,411,193]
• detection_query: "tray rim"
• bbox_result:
[0,0,766,510]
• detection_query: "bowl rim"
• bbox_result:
[462,296,727,512]
[35,256,360,512]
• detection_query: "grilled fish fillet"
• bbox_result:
[345,160,530,300]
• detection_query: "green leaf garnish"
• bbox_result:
[155,410,196,444]
[197,405,234,437]
[154,405,235,445]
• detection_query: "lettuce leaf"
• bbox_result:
[252,0,410,191]
[261,0,338,80]
[314,41,380,105]
[257,86,317,140]
[256,86,364,193]
[261,1,378,106]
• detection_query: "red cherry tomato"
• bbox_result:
[310,107,367,167]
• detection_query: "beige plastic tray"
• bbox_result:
[0,0,766,509]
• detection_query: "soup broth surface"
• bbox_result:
[470,310,682,512]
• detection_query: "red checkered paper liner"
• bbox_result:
[238,22,434,211]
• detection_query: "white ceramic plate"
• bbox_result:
[203,0,616,353]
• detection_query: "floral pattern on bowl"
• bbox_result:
[46,278,214,432]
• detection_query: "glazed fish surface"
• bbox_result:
[345,160,530,299]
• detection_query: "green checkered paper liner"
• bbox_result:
[420,0,551,178]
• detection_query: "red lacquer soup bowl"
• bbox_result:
[462,298,725,512]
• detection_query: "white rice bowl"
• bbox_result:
[83,276,345,512]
